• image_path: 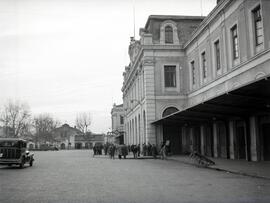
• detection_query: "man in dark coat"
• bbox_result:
[142,143,147,156]
[122,144,128,159]
[110,144,116,159]
[147,143,152,156]
[151,144,158,159]
[132,145,138,159]
[137,144,141,157]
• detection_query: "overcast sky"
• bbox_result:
[0,0,216,133]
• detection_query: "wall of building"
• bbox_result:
[111,104,125,132]
[160,0,270,160]
[185,0,270,101]
[122,0,270,159]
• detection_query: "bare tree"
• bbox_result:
[0,100,31,137]
[33,114,60,143]
[75,112,91,133]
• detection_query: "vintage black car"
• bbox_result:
[0,138,34,168]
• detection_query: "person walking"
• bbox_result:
[147,142,152,156]
[165,140,171,156]
[151,144,158,159]
[104,143,108,155]
[122,144,128,159]
[142,143,147,156]
[92,145,96,157]
[137,144,141,157]
[131,145,138,159]
[160,145,167,160]
[108,145,112,159]
[111,144,116,159]
[118,145,122,159]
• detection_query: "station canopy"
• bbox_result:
[152,77,270,125]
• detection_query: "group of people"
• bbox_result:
[93,143,128,159]
[92,144,103,156]
[92,141,171,160]
[128,143,159,159]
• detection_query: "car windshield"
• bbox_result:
[0,141,20,147]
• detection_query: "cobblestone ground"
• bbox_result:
[0,150,270,203]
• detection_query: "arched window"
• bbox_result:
[162,107,179,117]
[165,26,173,44]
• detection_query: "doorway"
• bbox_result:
[217,122,227,158]
[236,123,246,159]
[60,143,65,149]
[262,123,270,161]
[193,127,201,154]
[163,124,182,154]
[205,125,213,157]
[75,143,82,149]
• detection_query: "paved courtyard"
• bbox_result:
[0,150,270,203]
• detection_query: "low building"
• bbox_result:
[75,132,104,149]
[51,124,83,149]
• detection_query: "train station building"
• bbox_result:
[122,0,270,161]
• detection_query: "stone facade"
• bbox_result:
[122,15,204,146]
[111,104,125,144]
[122,0,270,161]
[51,124,82,149]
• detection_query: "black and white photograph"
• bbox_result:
[0,0,270,202]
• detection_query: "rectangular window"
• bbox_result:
[231,25,239,59]
[201,52,207,79]
[214,40,221,70]
[120,116,124,125]
[253,5,263,46]
[191,61,195,85]
[164,66,176,87]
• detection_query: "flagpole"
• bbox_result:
[200,0,203,16]
[133,0,135,38]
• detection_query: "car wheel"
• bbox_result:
[19,163,24,168]
[20,157,25,168]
